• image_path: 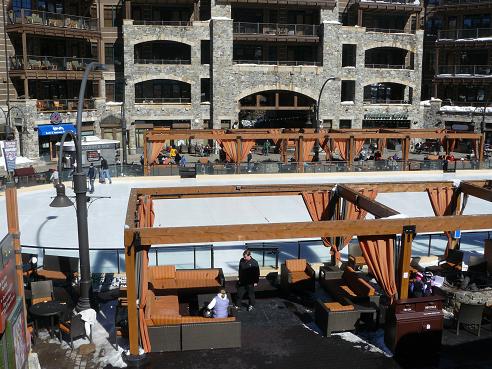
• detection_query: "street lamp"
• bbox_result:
[50,62,106,311]
[314,76,337,156]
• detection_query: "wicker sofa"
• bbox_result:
[280,258,316,292]
[148,265,225,294]
[145,290,241,352]
[315,266,380,335]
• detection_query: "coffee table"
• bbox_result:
[29,300,67,340]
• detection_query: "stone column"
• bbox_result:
[12,100,39,159]
[93,98,106,137]
[122,20,136,154]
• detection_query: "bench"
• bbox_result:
[13,167,47,185]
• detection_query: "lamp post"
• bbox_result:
[314,77,337,155]
[50,62,106,311]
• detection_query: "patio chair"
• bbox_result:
[280,258,316,292]
[456,302,485,336]
[348,243,366,270]
[59,313,92,349]
[31,280,54,305]
[425,249,463,276]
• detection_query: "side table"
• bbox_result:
[29,301,68,341]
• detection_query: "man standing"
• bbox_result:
[247,150,253,173]
[235,249,260,311]
[100,156,112,184]
[87,163,96,193]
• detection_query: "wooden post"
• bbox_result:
[403,135,410,170]
[125,0,132,19]
[22,31,29,98]
[478,136,485,162]
[124,233,139,356]
[398,225,415,300]
[357,9,363,27]
[298,135,303,172]
[282,140,288,163]
[348,136,354,170]
[5,183,29,349]
[236,136,241,174]
[143,133,149,175]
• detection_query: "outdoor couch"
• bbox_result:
[145,290,241,352]
[280,258,316,292]
[148,265,225,294]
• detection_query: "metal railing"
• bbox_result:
[233,60,322,66]
[359,0,419,3]
[363,99,412,104]
[134,58,191,65]
[365,63,413,69]
[233,22,319,36]
[438,65,492,75]
[134,97,191,104]
[439,0,492,5]
[9,55,98,71]
[7,9,98,31]
[36,98,95,112]
[366,27,416,34]
[132,20,192,26]
[438,28,492,40]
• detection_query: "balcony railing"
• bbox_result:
[10,55,98,71]
[135,98,191,104]
[132,20,192,26]
[366,27,416,34]
[233,60,322,66]
[233,22,319,36]
[363,99,411,104]
[365,64,413,69]
[359,0,419,3]
[438,28,492,40]
[134,58,191,65]
[8,9,98,31]
[439,0,492,5]
[438,65,492,75]
[36,99,95,112]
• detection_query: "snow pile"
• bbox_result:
[440,105,492,113]
[333,330,393,357]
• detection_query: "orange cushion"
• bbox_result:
[290,271,311,283]
[180,316,235,324]
[339,285,357,297]
[324,302,355,312]
[151,315,182,325]
[175,269,220,281]
[285,259,307,272]
[36,269,67,281]
[342,267,375,297]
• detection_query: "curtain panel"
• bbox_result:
[426,186,455,255]
[342,188,378,247]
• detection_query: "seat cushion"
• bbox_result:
[348,255,366,265]
[324,302,355,312]
[286,259,307,272]
[36,269,67,281]
[175,269,219,281]
[290,271,311,283]
[175,279,220,289]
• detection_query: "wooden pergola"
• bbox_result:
[143,128,484,175]
[123,179,492,356]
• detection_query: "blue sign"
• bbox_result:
[452,230,461,239]
[37,124,76,136]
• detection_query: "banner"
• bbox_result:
[2,141,17,172]
[0,234,16,334]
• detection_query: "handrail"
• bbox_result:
[9,55,98,71]
[438,65,492,75]
[438,27,492,40]
[363,99,412,104]
[135,97,191,104]
[365,63,413,69]
[134,58,191,65]
[7,8,99,31]
[233,22,319,36]
[132,20,192,26]
[36,98,95,112]
[233,59,322,66]
[439,0,492,5]
[366,27,416,34]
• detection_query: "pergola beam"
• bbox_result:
[460,181,492,203]
[336,185,400,218]
[131,214,492,246]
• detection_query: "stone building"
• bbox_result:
[1,0,425,159]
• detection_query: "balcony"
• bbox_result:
[134,58,191,65]
[6,9,99,39]
[132,20,192,26]
[234,60,321,66]
[365,27,416,34]
[9,55,102,80]
[438,28,492,40]
[233,22,320,42]
[36,98,95,112]
[135,98,191,104]
[436,0,492,8]
[438,65,492,76]
[363,99,411,104]
[365,64,413,69]
[356,0,421,10]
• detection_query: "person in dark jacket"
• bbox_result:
[235,249,260,311]
[87,163,96,193]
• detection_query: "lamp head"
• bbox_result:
[50,183,74,208]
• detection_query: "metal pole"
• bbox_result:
[121,92,127,164]
[315,77,336,155]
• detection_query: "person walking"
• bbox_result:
[207,289,230,318]
[49,169,59,187]
[247,150,253,173]
[235,249,260,311]
[87,163,96,193]
[179,155,187,167]
[100,156,112,184]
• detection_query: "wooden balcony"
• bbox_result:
[217,0,335,8]
[233,22,320,42]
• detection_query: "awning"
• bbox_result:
[37,124,76,136]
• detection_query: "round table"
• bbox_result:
[29,301,67,340]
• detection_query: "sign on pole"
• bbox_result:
[2,141,17,172]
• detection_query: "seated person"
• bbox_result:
[207,289,230,318]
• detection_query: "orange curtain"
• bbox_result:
[332,139,348,161]
[358,235,398,303]
[239,140,255,162]
[295,139,316,162]
[270,129,281,146]
[473,139,479,159]
[302,191,339,260]
[426,186,455,255]
[378,138,386,152]
[320,138,332,160]
[354,138,366,158]
[221,139,237,162]
[342,188,378,247]
[137,195,154,353]
[149,142,166,165]
[449,139,456,153]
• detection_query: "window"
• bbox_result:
[201,78,210,102]
[104,6,121,27]
[339,119,352,129]
[201,40,210,64]
[321,119,332,129]
[220,120,231,129]
[341,81,355,102]
[105,81,124,102]
[342,44,356,67]
[105,43,123,65]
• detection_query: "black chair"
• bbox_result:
[30,280,54,305]
[59,314,92,349]
[456,302,485,336]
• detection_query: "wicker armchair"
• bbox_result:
[280,258,316,292]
